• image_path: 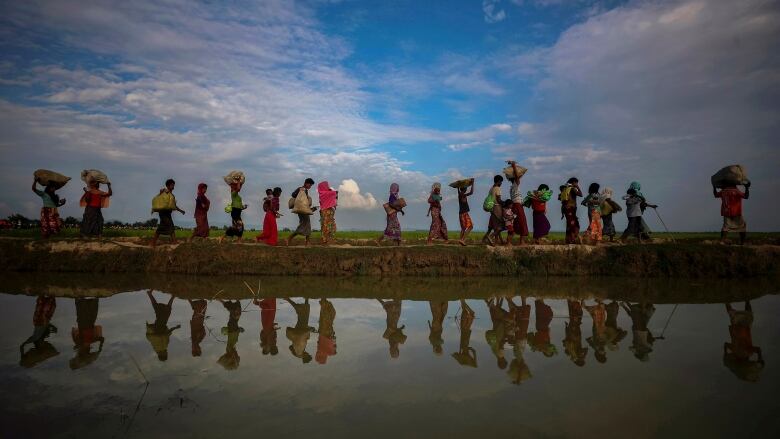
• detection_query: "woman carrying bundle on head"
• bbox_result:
[257,187,282,246]
[318,181,338,245]
[426,182,448,245]
[31,172,68,239]
[507,161,529,245]
[79,171,112,240]
[189,183,210,242]
[376,183,405,246]
[222,180,248,244]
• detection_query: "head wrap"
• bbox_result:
[390,183,399,195]
[629,181,643,198]
[317,181,338,210]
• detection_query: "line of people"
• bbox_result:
[31,163,751,246]
[18,294,764,382]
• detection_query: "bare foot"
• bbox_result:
[459,239,466,246]
[375,238,382,247]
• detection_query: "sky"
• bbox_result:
[0,0,778,231]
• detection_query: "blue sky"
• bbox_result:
[0,0,778,231]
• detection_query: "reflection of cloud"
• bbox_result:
[336,179,377,210]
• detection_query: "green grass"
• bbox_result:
[2,227,779,243]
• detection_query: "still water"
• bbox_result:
[1,274,778,438]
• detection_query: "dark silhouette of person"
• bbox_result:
[585,300,608,364]
[145,290,180,362]
[529,298,557,358]
[378,299,406,359]
[452,299,477,368]
[485,297,508,369]
[218,299,244,370]
[507,296,532,384]
[604,301,628,351]
[428,300,448,356]
[71,298,105,369]
[20,295,59,368]
[562,299,587,366]
[622,302,656,362]
[724,301,764,382]
[286,298,315,363]
[188,299,207,357]
[315,298,337,365]
[254,298,279,356]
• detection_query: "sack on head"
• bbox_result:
[34,169,71,188]
[503,164,527,180]
[81,169,109,184]
[223,170,246,186]
[711,164,749,188]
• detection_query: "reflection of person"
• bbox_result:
[562,299,587,366]
[428,300,448,356]
[255,298,279,356]
[315,299,337,364]
[604,301,628,351]
[724,301,764,382]
[452,299,477,368]
[71,298,105,369]
[622,302,656,362]
[378,299,406,359]
[529,299,557,357]
[218,300,244,370]
[485,298,508,369]
[145,291,180,362]
[584,300,608,363]
[286,298,315,363]
[188,299,207,357]
[508,296,532,384]
[20,295,59,368]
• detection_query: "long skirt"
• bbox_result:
[193,212,209,237]
[40,207,62,238]
[384,212,401,240]
[428,206,448,240]
[294,213,311,237]
[512,203,529,237]
[225,208,244,237]
[80,206,104,237]
[622,216,643,239]
[156,210,175,236]
[489,204,504,231]
[588,210,602,242]
[602,213,616,237]
[257,211,278,245]
[532,210,551,239]
[564,206,580,244]
[320,207,337,241]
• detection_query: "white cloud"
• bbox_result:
[483,0,507,24]
[336,179,378,210]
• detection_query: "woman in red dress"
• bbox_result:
[190,183,210,241]
[257,187,281,246]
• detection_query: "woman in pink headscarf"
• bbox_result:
[189,183,210,242]
[318,181,339,245]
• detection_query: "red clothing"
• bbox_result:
[259,298,277,330]
[716,188,745,217]
[80,189,109,208]
[257,211,278,245]
[33,296,56,326]
[531,199,546,213]
[511,202,529,237]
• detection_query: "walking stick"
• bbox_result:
[652,207,676,243]
[655,304,678,340]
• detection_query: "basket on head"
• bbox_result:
[34,169,71,189]
[503,164,527,180]
[449,178,473,189]
[223,171,246,186]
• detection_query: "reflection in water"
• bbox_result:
[623,302,656,362]
[508,297,532,384]
[255,298,278,356]
[218,300,244,370]
[145,291,179,362]
[605,301,628,353]
[585,300,608,363]
[286,298,315,363]
[378,299,406,359]
[724,301,764,382]
[316,299,337,364]
[452,299,477,368]
[485,298,508,369]
[19,295,58,368]
[563,300,587,367]
[428,300,447,356]
[529,299,557,358]
[71,297,105,369]
[188,299,207,357]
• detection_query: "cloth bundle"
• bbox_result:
[34,169,70,188]
[223,171,246,186]
[448,178,473,189]
[383,198,406,214]
[711,165,749,188]
[291,189,314,215]
[152,191,176,212]
[81,169,110,184]
[503,164,527,179]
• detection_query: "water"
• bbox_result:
[1,274,778,439]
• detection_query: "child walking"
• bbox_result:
[501,199,516,247]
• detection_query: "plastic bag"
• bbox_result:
[152,192,176,212]
[80,169,110,184]
[483,193,495,212]
[711,165,749,188]
[223,171,246,186]
[34,169,71,188]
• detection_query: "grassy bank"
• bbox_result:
[1,238,778,278]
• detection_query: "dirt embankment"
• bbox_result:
[1,238,778,278]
